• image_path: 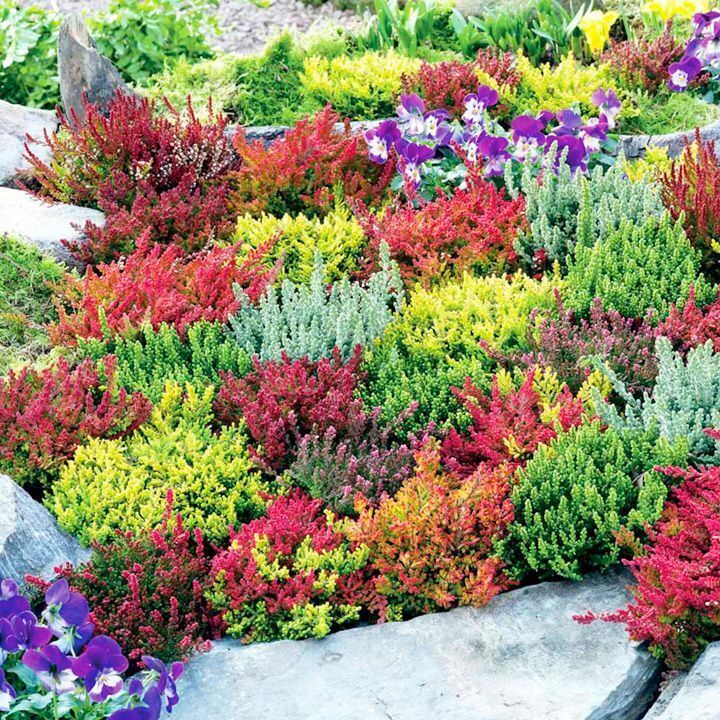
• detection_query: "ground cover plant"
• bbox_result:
[9,1,720,716]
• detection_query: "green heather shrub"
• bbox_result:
[79,322,251,402]
[596,337,720,466]
[564,213,712,320]
[506,150,664,272]
[234,204,367,284]
[621,91,720,137]
[227,244,403,362]
[0,236,64,374]
[51,383,267,546]
[498,422,689,582]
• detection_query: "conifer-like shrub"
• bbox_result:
[209,491,371,643]
[47,498,222,666]
[227,246,402,363]
[564,213,712,320]
[215,349,364,472]
[498,423,688,582]
[235,204,367,284]
[51,239,276,346]
[79,322,252,402]
[507,152,664,273]
[356,176,526,286]
[230,106,395,219]
[349,442,514,621]
[596,337,720,465]
[0,356,151,489]
[51,383,267,546]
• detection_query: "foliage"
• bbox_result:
[229,106,395,218]
[620,90,720,137]
[235,203,367,284]
[50,240,276,346]
[0,357,151,490]
[661,287,720,354]
[596,337,720,466]
[0,236,64,374]
[214,349,364,472]
[497,423,689,582]
[50,383,267,546]
[622,146,671,183]
[209,491,370,643]
[227,245,402,363]
[349,441,514,621]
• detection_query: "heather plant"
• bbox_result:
[234,204,367,284]
[214,349,364,472]
[78,322,252,402]
[596,337,720,466]
[564,212,712,320]
[498,423,689,582]
[0,356,151,490]
[620,90,720,137]
[506,150,664,273]
[209,491,371,643]
[51,382,267,546]
[661,287,720,354]
[0,236,64,374]
[227,245,402,363]
[349,441,514,622]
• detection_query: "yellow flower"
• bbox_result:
[641,0,709,22]
[578,10,619,56]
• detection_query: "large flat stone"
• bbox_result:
[0,474,90,582]
[172,570,659,720]
[644,643,720,720]
[0,187,104,269]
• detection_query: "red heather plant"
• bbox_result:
[50,237,276,346]
[214,348,365,471]
[209,491,372,643]
[661,287,720,353]
[441,368,585,478]
[349,441,515,622]
[576,463,720,669]
[356,175,525,285]
[25,93,235,263]
[32,493,222,667]
[229,105,395,218]
[0,356,151,489]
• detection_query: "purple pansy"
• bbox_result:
[43,578,94,652]
[143,655,184,713]
[0,611,53,656]
[0,669,15,712]
[109,680,162,720]
[396,139,435,188]
[554,109,584,136]
[511,115,545,162]
[591,89,621,130]
[579,117,609,154]
[546,134,588,173]
[0,579,31,620]
[477,135,510,178]
[364,120,401,164]
[462,85,499,128]
[423,109,452,144]
[397,93,426,135]
[73,635,129,702]
[536,110,555,130]
[22,644,77,695]
[668,56,703,92]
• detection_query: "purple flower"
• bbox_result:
[668,56,703,92]
[397,93,426,135]
[22,644,77,695]
[546,134,588,173]
[396,139,435,188]
[591,88,622,129]
[460,130,487,164]
[423,110,452,144]
[364,120,400,164]
[555,109,583,136]
[0,669,15,713]
[477,135,510,178]
[511,115,545,162]
[579,117,609,154]
[0,611,53,656]
[43,579,94,653]
[142,655,184,713]
[462,86,498,128]
[109,680,162,720]
[0,579,31,620]
[536,110,555,130]
[73,635,129,702]
[693,11,720,39]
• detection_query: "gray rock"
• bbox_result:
[58,15,135,127]
[0,99,57,188]
[0,186,104,269]
[235,119,379,147]
[618,118,720,160]
[644,643,720,720]
[172,571,659,720]
[0,474,90,582]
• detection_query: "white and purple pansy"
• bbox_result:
[511,115,545,162]
[396,139,435,188]
[591,88,621,129]
[22,644,78,695]
[397,93,426,136]
[668,56,703,92]
[477,135,510,178]
[554,109,584,137]
[0,669,15,713]
[73,635,130,702]
[579,117,609,154]
[545,134,588,174]
[423,109,453,143]
[462,85,499,128]
[364,120,401,164]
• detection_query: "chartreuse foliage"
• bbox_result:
[596,337,720,466]
[565,213,713,320]
[79,322,251,402]
[498,422,689,582]
[228,244,403,362]
[234,204,367,284]
[50,383,267,546]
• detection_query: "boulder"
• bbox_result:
[618,118,720,160]
[644,643,720,720]
[58,15,135,127]
[0,187,104,269]
[172,570,660,720]
[0,99,57,188]
[0,475,89,582]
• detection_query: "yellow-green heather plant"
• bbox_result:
[50,382,268,546]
